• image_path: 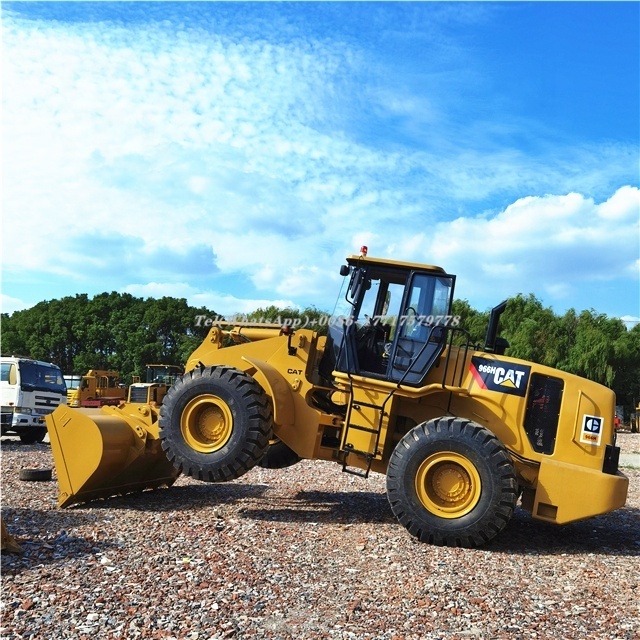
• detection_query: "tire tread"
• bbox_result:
[159,366,272,482]
[386,416,517,548]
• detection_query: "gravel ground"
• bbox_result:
[1,433,639,640]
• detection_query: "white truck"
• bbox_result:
[1,356,67,443]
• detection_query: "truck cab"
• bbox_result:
[1,356,67,443]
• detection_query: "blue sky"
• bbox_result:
[2,1,639,327]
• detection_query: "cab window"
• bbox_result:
[1,363,17,385]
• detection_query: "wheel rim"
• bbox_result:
[180,394,233,453]
[415,451,482,518]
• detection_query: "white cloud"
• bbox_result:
[190,292,298,316]
[544,282,574,300]
[123,282,296,316]
[1,294,34,315]
[626,259,640,279]
[596,185,639,221]
[378,186,640,310]
[620,315,640,330]
[187,176,210,195]
[1,6,638,321]
[2,12,356,256]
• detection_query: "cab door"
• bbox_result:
[387,272,455,385]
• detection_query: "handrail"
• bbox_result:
[333,325,473,396]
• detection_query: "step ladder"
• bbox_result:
[339,381,395,478]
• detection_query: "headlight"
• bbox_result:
[15,407,32,415]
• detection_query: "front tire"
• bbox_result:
[386,417,517,547]
[159,366,272,482]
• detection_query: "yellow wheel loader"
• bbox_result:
[128,364,184,404]
[45,253,628,547]
[67,370,126,408]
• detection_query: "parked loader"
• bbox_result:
[67,370,126,408]
[128,364,183,405]
[45,252,628,547]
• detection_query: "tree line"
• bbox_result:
[451,295,639,416]
[0,293,212,382]
[1,291,638,417]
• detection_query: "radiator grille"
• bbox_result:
[129,386,149,404]
[523,373,564,455]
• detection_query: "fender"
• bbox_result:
[242,356,295,427]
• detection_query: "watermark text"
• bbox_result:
[195,314,461,330]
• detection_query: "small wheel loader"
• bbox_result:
[45,253,628,547]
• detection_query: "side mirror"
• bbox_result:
[339,265,350,276]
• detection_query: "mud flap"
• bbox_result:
[46,405,180,508]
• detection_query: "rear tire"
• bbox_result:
[386,417,517,548]
[159,366,272,482]
[18,428,47,444]
[259,438,301,469]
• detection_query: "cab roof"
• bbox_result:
[346,254,446,274]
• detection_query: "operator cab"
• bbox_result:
[145,365,183,385]
[322,253,456,386]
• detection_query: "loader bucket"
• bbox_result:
[1,519,23,553]
[46,405,180,508]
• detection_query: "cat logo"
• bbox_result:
[470,356,531,398]
[580,414,603,446]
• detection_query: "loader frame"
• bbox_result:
[45,254,629,548]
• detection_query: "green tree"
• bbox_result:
[244,305,330,335]
[0,292,218,384]
[498,294,563,367]
[451,299,490,346]
[563,310,627,387]
[610,323,640,415]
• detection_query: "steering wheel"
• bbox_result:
[357,314,375,336]
[357,313,387,348]
[404,306,419,335]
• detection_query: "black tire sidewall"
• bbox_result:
[19,468,52,481]
[387,418,516,545]
[399,428,502,534]
[159,366,272,477]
